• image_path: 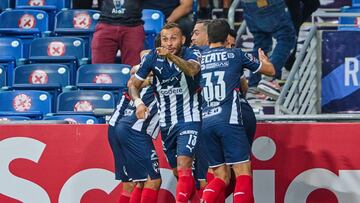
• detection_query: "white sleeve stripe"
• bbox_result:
[188,59,201,65]
[134,73,145,81]
[253,62,262,74]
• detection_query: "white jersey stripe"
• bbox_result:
[131,98,157,131]
[148,112,160,139]
[156,77,166,127]
[109,95,126,126]
[169,85,178,126]
[192,94,201,122]
[229,90,239,124]
[180,74,192,122]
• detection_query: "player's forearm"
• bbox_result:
[128,77,143,101]
[166,53,200,77]
[260,63,275,77]
[167,4,192,22]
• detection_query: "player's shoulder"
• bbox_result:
[190,45,208,53]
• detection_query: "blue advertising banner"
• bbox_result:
[322,31,360,113]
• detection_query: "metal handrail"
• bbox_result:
[228,0,240,29]
[275,26,318,114]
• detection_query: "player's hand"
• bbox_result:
[131,64,140,75]
[156,47,171,57]
[135,103,149,119]
[258,48,271,65]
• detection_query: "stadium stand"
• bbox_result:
[142,9,165,49]
[0,90,52,119]
[54,9,101,56]
[0,37,24,87]
[0,9,48,57]
[28,37,88,85]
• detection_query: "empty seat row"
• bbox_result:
[1,63,131,89]
[0,90,116,120]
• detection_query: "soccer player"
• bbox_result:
[128,22,202,203]
[191,20,257,199]
[200,19,275,203]
[108,51,161,203]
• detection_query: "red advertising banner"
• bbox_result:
[1,123,360,203]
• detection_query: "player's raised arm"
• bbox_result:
[128,51,155,120]
[257,48,275,76]
[156,47,200,77]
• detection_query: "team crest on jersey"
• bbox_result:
[244,52,259,63]
[18,14,36,29]
[93,74,113,84]
[13,94,32,112]
[28,0,45,6]
[74,101,93,112]
[29,70,48,84]
[227,53,235,58]
[73,13,91,29]
[112,0,125,14]
[47,41,66,56]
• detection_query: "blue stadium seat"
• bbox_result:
[28,37,87,85]
[57,90,115,114]
[354,0,360,7]
[76,64,130,91]
[0,0,15,11]
[15,0,70,30]
[43,115,99,124]
[339,7,360,31]
[0,9,48,57]
[0,116,31,121]
[0,37,24,86]
[142,9,165,49]
[54,9,101,56]
[13,64,70,90]
[0,65,6,88]
[0,90,52,119]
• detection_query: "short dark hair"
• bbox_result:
[195,19,211,29]
[207,19,230,43]
[229,29,237,39]
[161,22,183,35]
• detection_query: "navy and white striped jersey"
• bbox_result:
[135,47,202,129]
[200,47,261,125]
[108,86,160,138]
